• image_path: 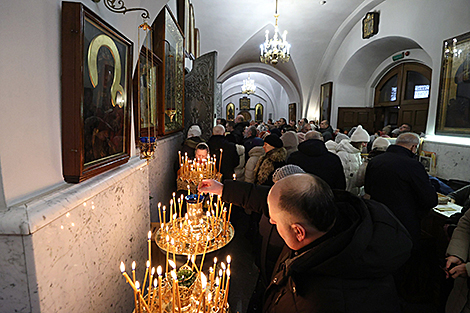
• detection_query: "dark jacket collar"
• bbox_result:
[386,144,415,158]
[298,139,328,156]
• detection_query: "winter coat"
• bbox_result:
[180,136,204,160]
[336,139,363,195]
[207,135,239,181]
[324,140,337,153]
[245,146,265,184]
[233,121,250,144]
[243,135,264,160]
[234,144,246,181]
[446,208,470,313]
[253,147,287,186]
[364,144,437,248]
[262,190,412,313]
[287,139,346,190]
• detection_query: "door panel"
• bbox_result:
[337,107,374,133]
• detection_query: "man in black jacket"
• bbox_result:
[207,125,239,181]
[364,132,437,248]
[199,174,412,312]
[287,131,346,190]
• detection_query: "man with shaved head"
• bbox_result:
[207,125,239,181]
[199,173,412,312]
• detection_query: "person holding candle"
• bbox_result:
[199,173,412,312]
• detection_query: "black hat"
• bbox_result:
[264,134,283,148]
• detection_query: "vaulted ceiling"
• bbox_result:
[193,0,386,111]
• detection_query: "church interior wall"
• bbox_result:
[318,0,470,180]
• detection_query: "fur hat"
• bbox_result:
[350,125,370,142]
[264,134,283,148]
[187,125,202,138]
[335,133,349,143]
[272,165,305,183]
[372,137,390,151]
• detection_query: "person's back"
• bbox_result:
[287,136,346,190]
[245,146,265,183]
[365,133,437,247]
[207,125,239,181]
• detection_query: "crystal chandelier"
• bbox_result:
[260,0,291,65]
[241,74,256,95]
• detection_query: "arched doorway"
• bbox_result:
[374,62,431,134]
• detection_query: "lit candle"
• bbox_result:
[171,270,182,312]
[150,278,158,312]
[163,206,167,229]
[221,262,226,290]
[214,276,221,307]
[226,255,231,272]
[171,271,176,313]
[148,267,155,306]
[170,199,174,226]
[178,197,182,218]
[148,231,152,270]
[142,260,150,295]
[171,238,176,265]
[222,268,231,310]
[196,273,207,313]
[178,152,181,168]
[219,149,223,173]
[131,261,138,311]
[208,266,213,287]
[157,266,163,313]
[207,292,212,313]
[187,184,191,196]
[135,281,142,313]
[233,173,236,180]
[120,262,137,291]
[173,213,177,228]
[227,203,233,232]
[158,203,162,229]
[172,192,177,216]
[165,235,170,274]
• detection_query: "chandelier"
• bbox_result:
[260,0,291,65]
[241,74,256,95]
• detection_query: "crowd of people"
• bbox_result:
[177,114,470,313]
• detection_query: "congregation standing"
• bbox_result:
[179,114,468,313]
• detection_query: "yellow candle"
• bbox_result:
[165,235,170,274]
[158,203,162,229]
[169,199,173,225]
[157,266,163,313]
[171,270,182,312]
[226,255,231,272]
[142,260,150,295]
[222,269,231,310]
[219,149,223,173]
[214,276,221,307]
[120,262,137,291]
[148,267,155,306]
[221,262,226,290]
[171,238,176,265]
[212,257,218,282]
[131,261,138,311]
[150,278,158,312]
[148,231,152,270]
[227,203,233,233]
[136,281,142,313]
[206,292,212,313]
[171,272,176,313]
[199,235,210,273]
[187,184,191,196]
[178,151,181,168]
[196,273,207,313]
[163,206,167,229]
[178,197,182,218]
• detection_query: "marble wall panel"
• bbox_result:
[28,165,150,313]
[148,133,183,222]
[422,141,470,180]
[0,235,30,312]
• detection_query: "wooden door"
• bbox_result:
[337,107,374,134]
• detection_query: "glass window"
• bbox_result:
[405,71,430,100]
[379,74,398,102]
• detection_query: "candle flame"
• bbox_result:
[173,192,176,197]
[166,235,170,242]
[168,259,176,269]
[132,261,136,271]
[135,281,140,290]
[157,266,162,276]
[201,273,207,289]
[151,267,155,275]
[178,198,181,203]
[163,206,166,212]
[214,257,217,264]
[154,278,158,287]
[120,262,125,273]
[146,260,150,268]
[173,213,177,219]
[148,230,152,240]
[215,276,220,286]
[209,266,213,273]
[158,202,161,208]
[221,262,226,270]
[170,199,173,206]
[227,269,231,277]
[219,269,223,277]
[206,211,210,217]
[227,255,231,264]
[171,270,177,280]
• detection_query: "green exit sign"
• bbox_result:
[392,52,404,61]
